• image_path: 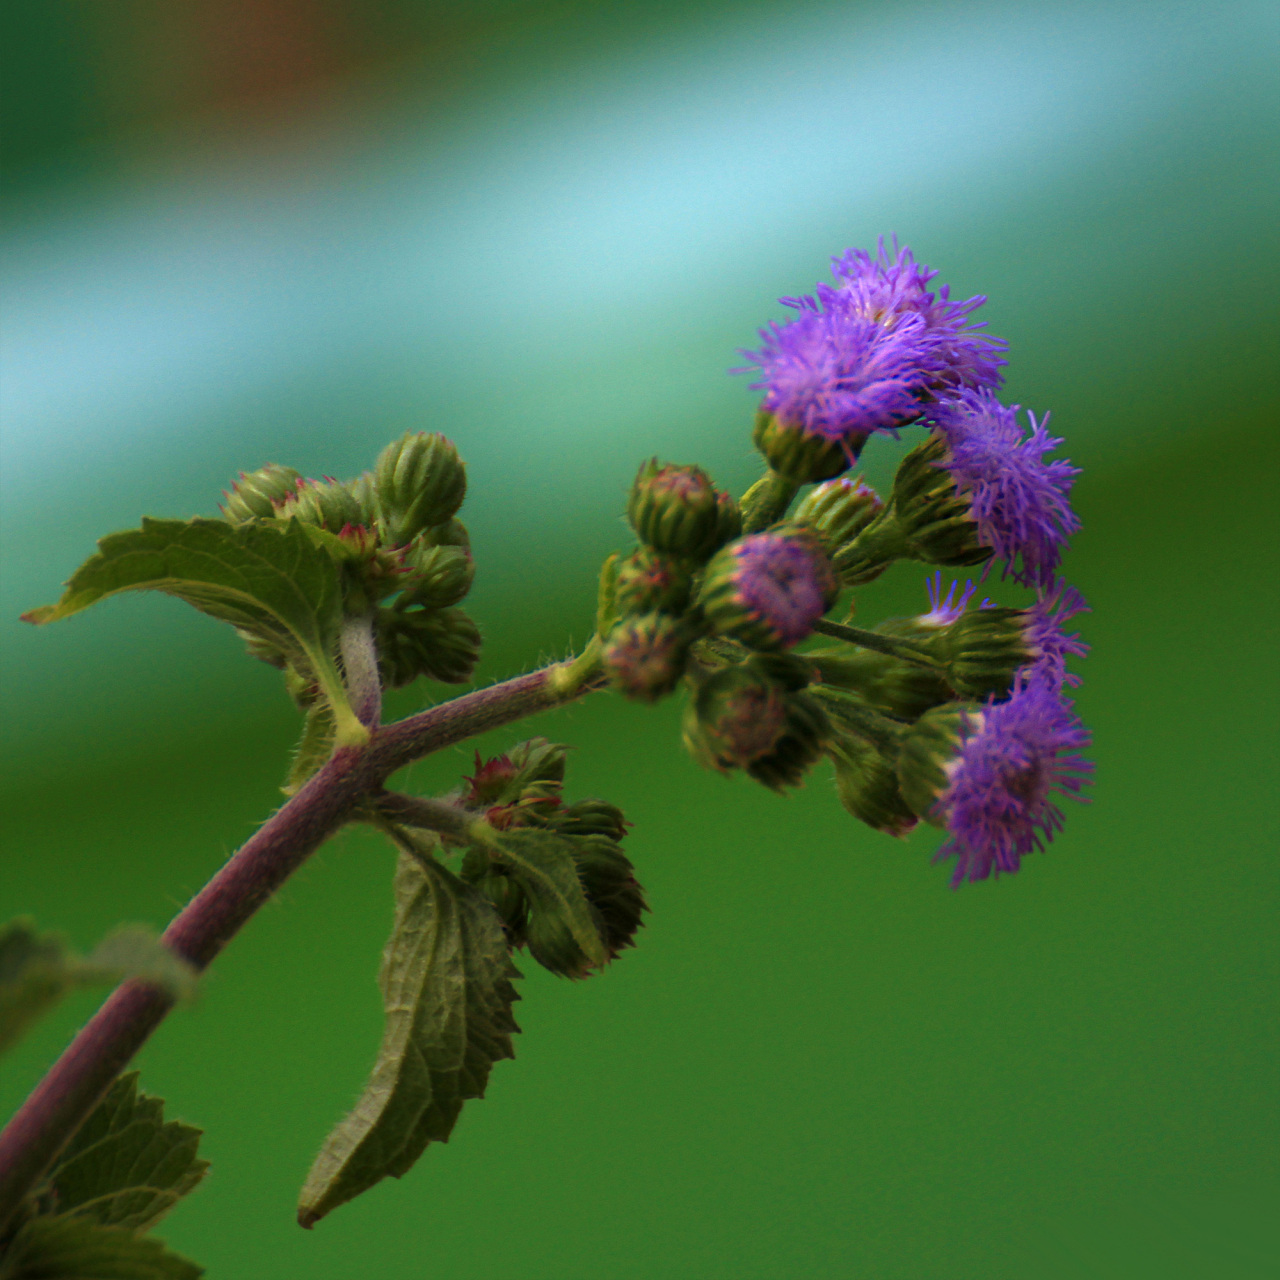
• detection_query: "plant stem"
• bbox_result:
[811,618,941,669]
[339,614,382,730]
[740,469,801,533]
[374,792,480,843]
[0,652,602,1233]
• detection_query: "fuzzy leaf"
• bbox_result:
[482,829,609,978]
[297,853,520,1227]
[0,924,193,1058]
[21,517,366,746]
[282,702,336,795]
[0,1216,202,1280]
[36,1073,208,1234]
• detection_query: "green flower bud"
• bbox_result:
[889,435,990,568]
[221,464,303,523]
[683,665,790,773]
[613,547,695,615]
[896,702,979,823]
[939,606,1029,699]
[752,409,851,484]
[602,612,694,702]
[698,523,838,651]
[570,834,647,961]
[811,648,953,721]
[830,737,918,837]
[551,799,630,843]
[460,852,531,947]
[626,459,722,559]
[376,604,481,687]
[419,517,470,551]
[713,491,743,548]
[399,539,475,609]
[374,432,467,546]
[793,476,885,552]
[744,691,833,792]
[277,478,365,534]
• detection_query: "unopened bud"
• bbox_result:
[376,604,481,687]
[613,547,695,615]
[277,478,365,534]
[221,464,302,523]
[602,612,693,702]
[940,606,1029,699]
[699,524,837,650]
[626,460,722,559]
[744,691,832,792]
[551,799,630,843]
[399,539,475,609]
[830,738,918,836]
[793,476,884,552]
[683,665,790,772]
[890,435,990,568]
[374,432,467,546]
[752,409,852,484]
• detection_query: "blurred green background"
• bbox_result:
[2,1,1278,1276]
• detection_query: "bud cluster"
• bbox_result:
[221,432,481,691]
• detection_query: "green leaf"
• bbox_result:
[0,1216,202,1279]
[37,1073,207,1234]
[282,702,336,795]
[21,517,367,747]
[0,924,193,1058]
[297,853,520,1227]
[0,921,73,1056]
[479,829,609,978]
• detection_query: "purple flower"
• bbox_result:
[932,389,1081,588]
[934,671,1093,886]
[829,238,1007,391]
[740,300,936,448]
[919,571,990,628]
[1023,579,1090,687]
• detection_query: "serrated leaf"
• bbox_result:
[482,829,609,978]
[0,1216,202,1280]
[21,517,366,747]
[282,702,336,795]
[0,925,193,1058]
[297,853,520,1227]
[0,921,73,1056]
[36,1073,207,1234]
[564,835,648,960]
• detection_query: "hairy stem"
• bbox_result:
[340,613,383,730]
[374,792,480,843]
[0,652,602,1232]
[740,469,800,533]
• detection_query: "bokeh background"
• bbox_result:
[2,1,1278,1276]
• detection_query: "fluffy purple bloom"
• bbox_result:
[932,388,1081,588]
[830,238,1007,391]
[934,671,1093,886]
[740,300,937,447]
[1023,579,1090,687]
[919,571,990,627]
[723,531,837,647]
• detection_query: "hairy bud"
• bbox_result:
[602,612,694,702]
[277,478,365,534]
[376,604,482,687]
[752,409,852,484]
[374,432,467,546]
[399,539,475,610]
[613,547,695,616]
[626,460,722,559]
[830,737,919,836]
[221,464,303,523]
[743,691,833,792]
[793,476,884,552]
[896,702,976,823]
[683,665,790,772]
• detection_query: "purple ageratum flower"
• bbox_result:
[934,670,1093,886]
[738,292,944,449]
[919,571,991,628]
[1023,579,1090,687]
[932,388,1081,588]
[829,238,1007,391]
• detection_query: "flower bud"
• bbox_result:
[613,547,695,615]
[713,491,743,548]
[277,478,365,534]
[752,409,852,483]
[221,464,303,523]
[699,524,838,650]
[811,648,952,721]
[550,799,630,843]
[602,612,693,702]
[683,665,790,773]
[939,606,1029,699]
[626,460,722,559]
[744,691,833,792]
[830,738,918,836]
[890,434,990,568]
[399,539,475,609]
[419,517,470,551]
[569,834,647,960]
[896,702,977,823]
[793,476,884,552]
[374,432,467,546]
[376,604,481,687]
